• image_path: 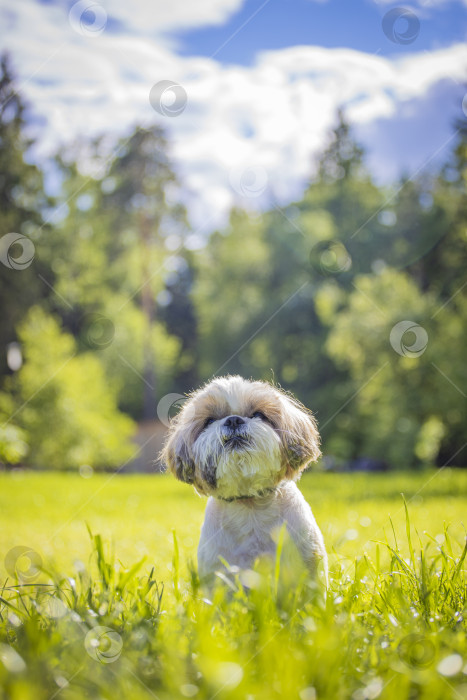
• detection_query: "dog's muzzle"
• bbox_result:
[221,415,249,448]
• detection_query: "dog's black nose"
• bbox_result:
[223,415,245,429]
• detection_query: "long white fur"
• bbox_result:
[198,481,327,579]
[162,375,327,582]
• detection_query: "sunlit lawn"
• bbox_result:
[1,468,466,700]
[1,468,466,581]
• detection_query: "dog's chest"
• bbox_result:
[220,501,283,564]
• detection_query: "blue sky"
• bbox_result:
[175,0,467,63]
[1,0,466,229]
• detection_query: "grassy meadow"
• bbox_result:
[1,468,467,699]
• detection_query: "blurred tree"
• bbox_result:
[302,111,390,281]
[414,120,467,299]
[5,307,136,470]
[40,127,186,418]
[317,267,465,467]
[0,390,28,465]
[192,113,392,438]
[0,54,51,376]
[158,249,199,392]
[1,79,465,471]
[257,112,389,427]
[318,108,365,182]
[411,121,467,463]
[101,127,187,418]
[191,110,466,468]
[193,209,272,379]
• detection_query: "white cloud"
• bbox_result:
[104,0,245,32]
[1,1,466,230]
[8,0,246,37]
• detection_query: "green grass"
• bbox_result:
[0,468,466,699]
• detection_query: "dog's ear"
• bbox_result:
[161,430,195,484]
[279,395,321,477]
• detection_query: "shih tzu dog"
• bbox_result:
[162,375,327,581]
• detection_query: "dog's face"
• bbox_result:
[162,376,321,500]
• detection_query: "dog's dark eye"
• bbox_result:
[251,411,267,421]
[203,417,215,429]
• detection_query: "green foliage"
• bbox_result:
[189,113,467,468]
[7,307,136,470]
[0,472,466,699]
[317,267,467,466]
[43,127,189,419]
[194,209,273,377]
[1,59,467,469]
[0,392,28,465]
[0,56,52,375]
[78,297,181,417]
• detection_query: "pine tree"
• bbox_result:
[0,54,51,377]
[101,126,188,418]
[318,109,365,182]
